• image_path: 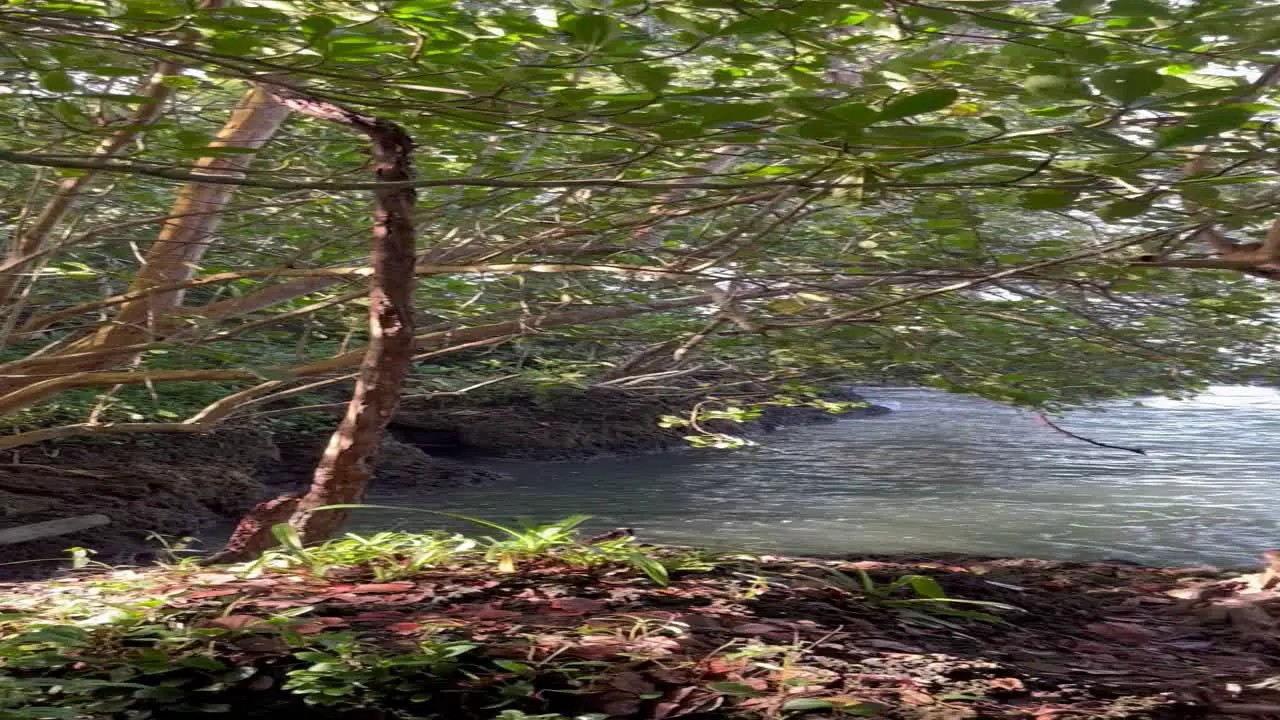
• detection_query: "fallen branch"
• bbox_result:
[1036,413,1146,455]
[0,514,111,546]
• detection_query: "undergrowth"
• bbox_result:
[0,515,1022,720]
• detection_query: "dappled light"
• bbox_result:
[2,0,1280,716]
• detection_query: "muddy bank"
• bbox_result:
[390,385,888,459]
[1,386,887,576]
[0,430,503,577]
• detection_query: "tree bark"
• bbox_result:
[0,0,228,307]
[0,85,291,397]
[86,86,290,353]
[216,85,419,553]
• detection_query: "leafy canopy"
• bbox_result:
[0,0,1277,437]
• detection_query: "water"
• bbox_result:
[354,386,1280,567]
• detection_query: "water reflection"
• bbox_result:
[356,386,1280,566]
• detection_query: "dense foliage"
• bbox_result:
[1,0,1279,442]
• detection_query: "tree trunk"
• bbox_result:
[0,0,228,308]
[211,85,419,557]
[0,86,291,396]
[88,86,290,352]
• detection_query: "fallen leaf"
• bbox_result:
[192,574,239,585]
[205,615,267,630]
[610,671,657,696]
[353,611,407,621]
[451,603,521,620]
[186,589,244,599]
[653,686,698,720]
[548,597,606,615]
[734,622,785,635]
[233,636,289,653]
[351,582,416,594]
[373,591,432,605]
[1085,621,1159,643]
[989,677,1026,693]
[568,636,628,660]
[624,635,680,657]
[900,689,935,705]
[706,656,749,675]
[249,597,329,608]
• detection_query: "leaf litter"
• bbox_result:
[1,549,1278,718]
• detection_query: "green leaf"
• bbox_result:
[210,33,258,56]
[782,698,835,712]
[299,15,337,37]
[709,682,763,697]
[1024,75,1091,99]
[626,552,670,586]
[698,102,775,126]
[39,70,76,92]
[655,121,702,139]
[1100,195,1154,220]
[1107,0,1175,18]
[1156,105,1255,148]
[175,130,213,148]
[51,101,87,124]
[619,65,675,93]
[561,13,614,45]
[827,102,880,127]
[906,575,947,599]
[860,125,969,146]
[272,523,306,553]
[1092,67,1163,103]
[493,659,533,675]
[1056,0,1103,14]
[1021,189,1079,210]
[879,88,959,121]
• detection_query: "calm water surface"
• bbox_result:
[354,386,1280,566]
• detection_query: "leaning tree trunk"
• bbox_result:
[0,85,290,395]
[83,86,291,356]
[0,0,229,309]
[206,86,418,562]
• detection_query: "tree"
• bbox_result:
[0,0,1277,553]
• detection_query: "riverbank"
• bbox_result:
[2,531,1276,719]
[0,385,886,576]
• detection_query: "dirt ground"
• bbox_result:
[3,550,1276,719]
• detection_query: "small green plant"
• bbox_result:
[283,632,479,707]
[811,568,1021,622]
[64,547,108,571]
[246,526,477,579]
[145,533,204,570]
[0,611,240,718]
[707,638,884,716]
[471,515,592,572]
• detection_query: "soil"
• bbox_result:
[390,385,888,459]
[0,429,503,577]
[2,550,1276,719]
